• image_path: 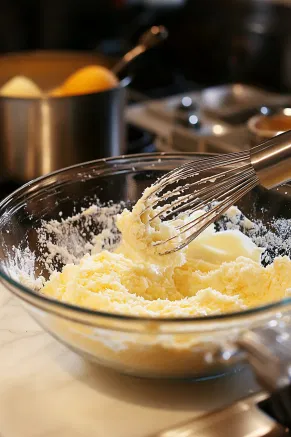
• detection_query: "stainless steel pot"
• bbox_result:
[0,51,126,182]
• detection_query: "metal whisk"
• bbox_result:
[143,130,291,255]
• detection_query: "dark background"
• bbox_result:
[1,0,291,93]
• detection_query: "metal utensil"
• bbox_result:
[0,27,168,183]
[112,25,168,76]
[0,51,126,183]
[142,130,291,254]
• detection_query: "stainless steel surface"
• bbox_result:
[145,92,202,124]
[152,392,287,437]
[201,84,287,118]
[0,51,126,183]
[127,97,251,154]
[170,125,250,154]
[112,25,168,76]
[127,85,291,155]
[251,130,291,189]
[127,102,250,154]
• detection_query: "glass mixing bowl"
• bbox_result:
[1,153,291,380]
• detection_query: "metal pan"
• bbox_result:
[0,51,126,183]
[0,25,168,183]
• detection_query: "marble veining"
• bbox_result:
[0,283,259,437]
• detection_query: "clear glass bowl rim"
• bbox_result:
[1,151,291,326]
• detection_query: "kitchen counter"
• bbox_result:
[0,283,260,437]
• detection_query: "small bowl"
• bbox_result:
[248,108,291,145]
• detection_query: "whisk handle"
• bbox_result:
[251,130,291,189]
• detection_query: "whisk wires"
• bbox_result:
[141,151,260,255]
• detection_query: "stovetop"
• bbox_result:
[0,66,199,200]
[127,84,291,156]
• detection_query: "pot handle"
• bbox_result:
[112,25,168,77]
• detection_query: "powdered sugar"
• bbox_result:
[3,246,45,291]
[36,200,126,276]
[218,207,291,265]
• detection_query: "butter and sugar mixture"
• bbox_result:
[41,186,291,317]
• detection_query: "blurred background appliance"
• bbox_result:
[0,0,290,92]
[1,0,291,196]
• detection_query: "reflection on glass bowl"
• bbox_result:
[1,153,291,379]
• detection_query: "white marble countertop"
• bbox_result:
[0,284,260,437]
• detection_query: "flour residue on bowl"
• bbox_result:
[36,201,126,274]
[3,201,126,292]
[4,246,45,291]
